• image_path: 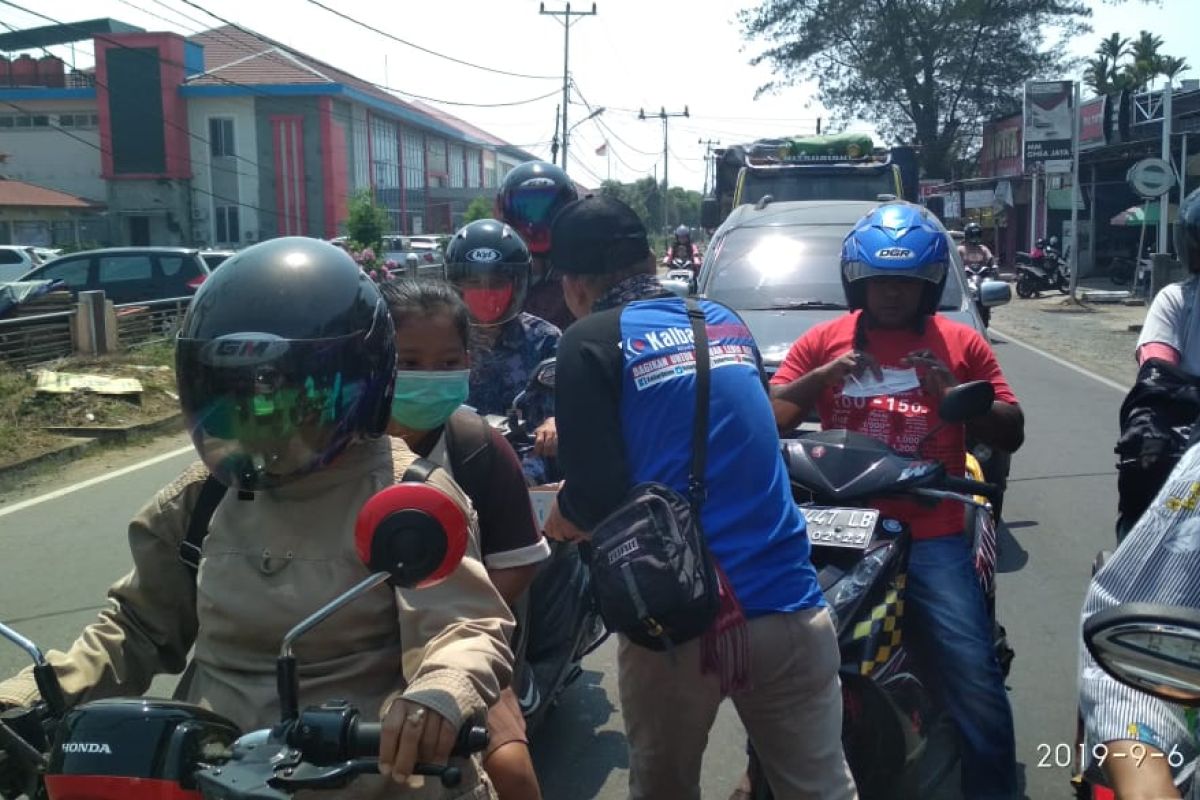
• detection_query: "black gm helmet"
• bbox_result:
[176,237,396,492]
[964,222,983,244]
[444,218,532,326]
[495,161,578,255]
[1176,186,1200,272]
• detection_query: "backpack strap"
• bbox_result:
[401,456,439,484]
[180,475,228,577]
[684,298,711,511]
[444,410,495,501]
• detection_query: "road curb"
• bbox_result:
[42,412,184,444]
[0,413,184,481]
[0,437,100,480]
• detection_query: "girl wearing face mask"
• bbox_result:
[380,278,549,800]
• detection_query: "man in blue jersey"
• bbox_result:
[542,195,856,800]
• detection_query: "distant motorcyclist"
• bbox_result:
[958,222,996,276]
[663,224,701,271]
[495,161,579,331]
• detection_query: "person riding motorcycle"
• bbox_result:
[381,278,550,800]
[1115,187,1200,541]
[663,224,701,271]
[769,202,1026,800]
[1136,187,1200,372]
[958,222,996,276]
[0,238,514,799]
[443,219,561,482]
[495,161,579,331]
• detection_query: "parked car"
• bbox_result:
[0,245,42,283]
[17,247,212,305]
[381,234,447,279]
[199,249,237,270]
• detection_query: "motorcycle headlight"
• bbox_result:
[824,542,898,633]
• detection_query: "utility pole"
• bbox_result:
[699,138,720,196]
[640,105,689,232]
[550,104,561,165]
[539,2,597,170]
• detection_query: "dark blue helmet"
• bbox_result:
[841,202,949,315]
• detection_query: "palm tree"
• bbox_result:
[1127,30,1165,89]
[1097,33,1131,64]
[1084,55,1111,95]
[1158,55,1190,83]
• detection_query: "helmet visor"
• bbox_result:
[445,260,530,325]
[176,332,375,491]
[843,257,946,286]
[501,184,564,253]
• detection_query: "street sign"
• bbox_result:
[1127,157,1176,199]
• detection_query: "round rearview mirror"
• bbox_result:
[354,484,468,589]
[1084,603,1200,706]
[938,380,994,424]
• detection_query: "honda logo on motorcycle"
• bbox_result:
[874,247,914,260]
[465,248,502,263]
[62,742,113,754]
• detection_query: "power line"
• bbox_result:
[571,82,658,160]
[539,1,597,169]
[1,0,558,113]
[301,0,558,81]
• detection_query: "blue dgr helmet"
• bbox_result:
[840,202,949,315]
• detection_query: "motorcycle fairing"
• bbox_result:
[784,431,942,503]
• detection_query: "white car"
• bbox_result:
[0,245,41,283]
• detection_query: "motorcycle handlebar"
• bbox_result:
[346,722,488,761]
[941,475,1001,505]
[344,722,487,789]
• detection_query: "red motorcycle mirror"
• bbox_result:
[354,483,469,589]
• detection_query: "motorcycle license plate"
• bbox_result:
[802,506,878,549]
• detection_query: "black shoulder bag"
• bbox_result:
[586,298,721,651]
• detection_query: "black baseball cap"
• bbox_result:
[549,194,651,275]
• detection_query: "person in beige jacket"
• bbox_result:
[0,238,515,799]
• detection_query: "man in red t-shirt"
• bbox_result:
[770,203,1025,800]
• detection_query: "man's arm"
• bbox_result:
[963,333,1026,453]
[555,312,630,531]
[967,401,1024,454]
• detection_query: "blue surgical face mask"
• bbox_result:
[390,369,471,431]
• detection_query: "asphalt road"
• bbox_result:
[0,331,1124,799]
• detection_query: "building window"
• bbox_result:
[466,150,482,188]
[214,205,240,244]
[402,128,425,190]
[448,144,466,189]
[427,137,448,180]
[370,115,402,233]
[210,118,236,158]
[482,150,497,189]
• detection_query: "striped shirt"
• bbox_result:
[1079,442,1200,794]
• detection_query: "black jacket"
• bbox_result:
[1117,358,1200,529]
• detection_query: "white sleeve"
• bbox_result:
[1138,283,1188,355]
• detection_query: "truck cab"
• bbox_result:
[701,134,919,230]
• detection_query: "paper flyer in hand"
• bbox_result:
[841,367,921,398]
